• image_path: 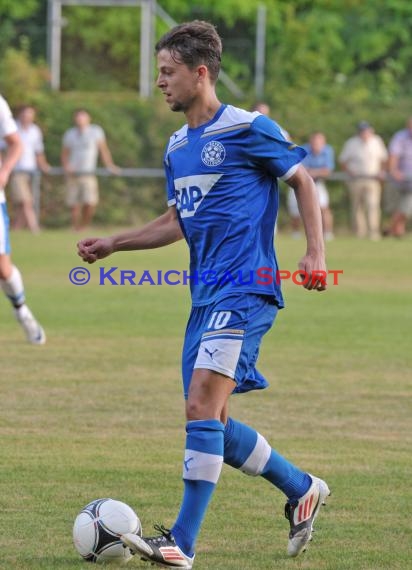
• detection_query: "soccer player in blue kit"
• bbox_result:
[78,20,330,569]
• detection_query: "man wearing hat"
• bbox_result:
[339,121,388,240]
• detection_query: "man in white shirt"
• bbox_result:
[339,121,387,240]
[61,109,119,231]
[0,95,45,344]
[10,105,50,233]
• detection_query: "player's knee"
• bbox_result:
[185,394,224,421]
[186,398,212,421]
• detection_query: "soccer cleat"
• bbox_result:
[14,305,46,345]
[285,474,330,557]
[121,524,194,569]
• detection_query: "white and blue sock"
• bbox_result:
[172,419,224,557]
[224,417,311,501]
[0,265,25,308]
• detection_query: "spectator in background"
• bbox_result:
[61,109,119,231]
[252,101,271,116]
[9,105,50,233]
[339,121,387,240]
[384,117,412,237]
[288,132,335,240]
[302,132,335,240]
[286,184,303,239]
[251,104,301,237]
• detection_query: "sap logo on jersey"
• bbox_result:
[174,174,222,218]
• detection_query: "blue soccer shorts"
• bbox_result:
[0,202,11,255]
[181,293,278,399]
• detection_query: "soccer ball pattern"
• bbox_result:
[73,498,141,564]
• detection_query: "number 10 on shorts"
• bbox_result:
[208,311,231,330]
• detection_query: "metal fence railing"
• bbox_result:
[9,168,408,226]
[13,167,165,221]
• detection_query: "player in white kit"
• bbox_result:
[0,95,45,344]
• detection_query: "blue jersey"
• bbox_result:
[302,143,335,171]
[164,104,306,307]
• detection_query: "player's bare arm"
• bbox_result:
[0,132,22,188]
[77,206,183,263]
[286,165,327,291]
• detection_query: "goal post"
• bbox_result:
[47,0,247,99]
[47,0,155,97]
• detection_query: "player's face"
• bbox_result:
[156,49,200,113]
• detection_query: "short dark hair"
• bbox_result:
[155,20,222,83]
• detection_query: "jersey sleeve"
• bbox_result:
[0,96,17,139]
[248,115,307,180]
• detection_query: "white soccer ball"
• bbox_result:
[73,498,141,564]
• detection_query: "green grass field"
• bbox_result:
[0,229,411,570]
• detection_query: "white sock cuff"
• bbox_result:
[183,449,223,483]
[240,433,272,476]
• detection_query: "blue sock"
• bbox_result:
[172,419,224,557]
[224,417,311,502]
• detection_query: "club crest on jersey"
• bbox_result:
[201,140,226,167]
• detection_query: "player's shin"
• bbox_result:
[224,417,311,501]
[171,419,224,557]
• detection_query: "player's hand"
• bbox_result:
[77,237,114,264]
[298,252,327,291]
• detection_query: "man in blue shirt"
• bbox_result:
[78,20,330,569]
[303,132,335,240]
[288,131,335,240]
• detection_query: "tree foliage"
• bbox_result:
[4,0,411,105]
[0,0,40,19]
[51,0,412,105]
[1,0,412,227]
[0,0,46,58]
